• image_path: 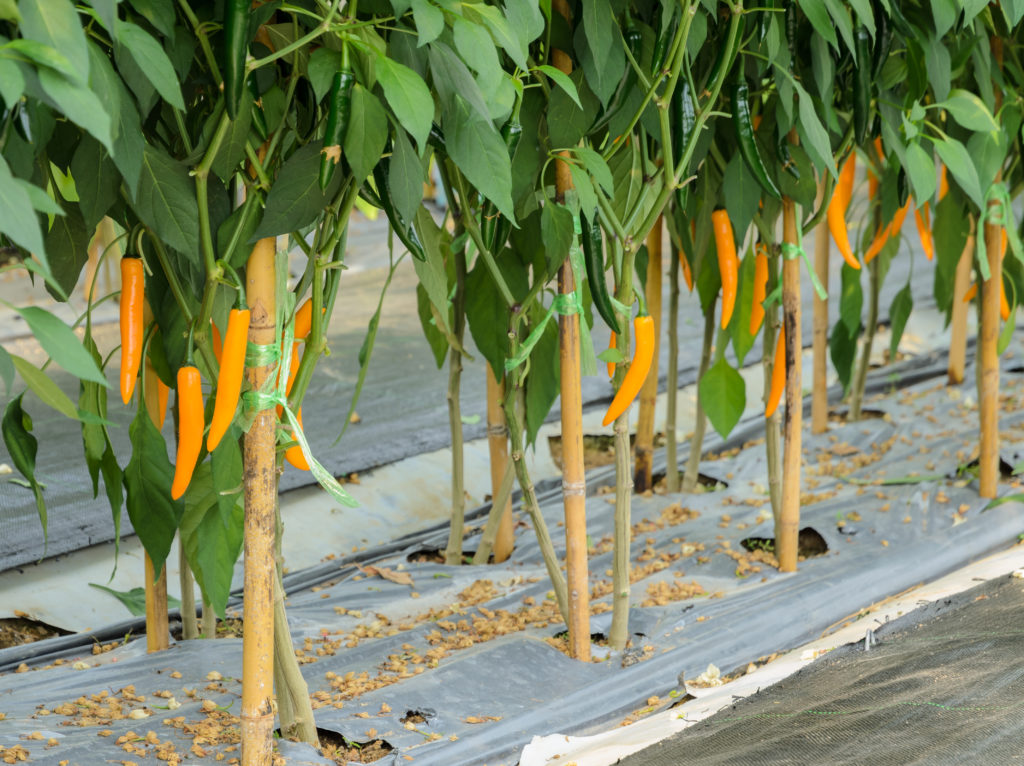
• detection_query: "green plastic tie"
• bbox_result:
[765,205,828,307]
[975,182,1022,282]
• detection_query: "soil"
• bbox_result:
[548,432,667,472]
[0,617,64,649]
[315,729,393,764]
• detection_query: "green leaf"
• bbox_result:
[14,179,62,216]
[839,261,863,334]
[536,64,581,108]
[939,89,998,132]
[11,356,78,419]
[411,205,452,334]
[934,137,983,209]
[446,96,516,222]
[253,144,331,239]
[344,83,388,184]
[0,56,24,106]
[567,164,597,221]
[88,41,145,195]
[79,332,107,493]
[597,347,625,364]
[375,56,433,152]
[17,0,90,82]
[416,283,448,369]
[794,81,837,178]
[410,0,444,45]
[932,193,969,318]
[127,0,177,38]
[454,16,502,90]
[699,357,746,439]
[541,203,574,277]
[923,35,951,102]
[388,130,424,225]
[13,307,107,385]
[0,155,48,269]
[582,0,614,65]
[888,283,912,360]
[70,137,119,229]
[43,202,92,301]
[36,68,113,152]
[307,47,341,103]
[468,3,528,71]
[730,250,756,366]
[2,394,47,542]
[132,146,200,258]
[903,142,936,203]
[524,308,559,445]
[829,320,856,393]
[211,91,253,182]
[98,443,124,567]
[115,23,185,110]
[574,147,614,196]
[124,402,183,579]
[0,346,13,395]
[89,584,180,617]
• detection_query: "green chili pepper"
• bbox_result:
[785,3,798,57]
[582,214,620,335]
[223,0,249,120]
[872,4,891,80]
[652,11,678,74]
[897,167,909,207]
[624,15,642,60]
[777,134,800,180]
[248,75,267,140]
[731,72,781,199]
[671,80,695,166]
[853,25,872,146]
[482,118,522,255]
[373,157,426,261]
[758,0,777,42]
[318,68,355,190]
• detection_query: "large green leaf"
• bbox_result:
[730,250,756,366]
[0,155,47,270]
[839,262,863,334]
[411,205,452,335]
[699,357,746,439]
[0,346,13,395]
[343,83,388,184]
[932,194,969,318]
[524,307,559,446]
[939,89,998,132]
[903,142,936,204]
[89,584,180,617]
[70,136,120,230]
[124,403,182,579]
[454,16,502,91]
[446,96,516,222]
[17,0,89,82]
[934,137,983,209]
[416,283,448,369]
[36,68,113,152]
[888,284,913,360]
[376,55,433,152]
[829,320,856,393]
[2,394,47,542]
[210,91,253,182]
[13,307,107,385]
[388,130,424,225]
[88,41,144,195]
[43,202,92,301]
[410,0,444,45]
[253,144,333,238]
[794,81,837,179]
[132,146,200,258]
[115,22,185,110]
[10,356,77,419]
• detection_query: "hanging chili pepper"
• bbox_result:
[827,153,860,270]
[171,362,204,500]
[712,208,739,329]
[211,319,223,364]
[285,407,310,470]
[652,10,678,73]
[1000,229,1010,321]
[750,242,769,336]
[624,15,642,59]
[602,315,655,426]
[223,0,249,120]
[607,332,617,379]
[120,256,145,405]
[897,167,910,206]
[582,214,621,335]
[938,165,949,201]
[679,248,693,292]
[372,157,426,261]
[731,73,781,199]
[777,135,800,180]
[864,199,911,264]
[765,330,786,418]
[872,3,891,79]
[318,60,355,190]
[157,378,169,429]
[913,204,934,261]
[482,118,522,254]
[671,81,695,168]
[853,25,872,146]
[207,304,251,452]
[293,298,315,340]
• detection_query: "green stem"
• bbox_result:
[177,0,223,83]
[443,244,468,566]
[196,112,233,275]
[452,169,516,308]
[682,295,718,492]
[248,0,345,72]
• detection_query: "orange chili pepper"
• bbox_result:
[293,298,323,340]
[750,242,769,336]
[157,379,170,429]
[1001,229,1011,321]
[607,332,617,378]
[679,250,693,292]
[938,164,949,201]
[711,209,738,329]
[171,364,204,500]
[602,315,655,426]
[285,407,310,470]
[827,154,860,270]
[211,320,223,364]
[765,330,786,418]
[207,307,251,451]
[119,256,145,404]
[914,203,934,261]
[864,199,911,264]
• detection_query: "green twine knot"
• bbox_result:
[765,204,828,308]
[976,182,1022,282]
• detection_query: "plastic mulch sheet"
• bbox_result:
[618,572,1024,766]
[0,346,1022,765]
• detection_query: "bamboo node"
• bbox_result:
[561,480,586,497]
[486,424,508,437]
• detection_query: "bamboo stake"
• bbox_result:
[948,219,975,384]
[979,207,1001,498]
[241,237,277,766]
[763,260,783,525]
[681,297,717,492]
[486,366,514,562]
[443,249,467,565]
[777,192,802,573]
[811,178,830,434]
[848,257,879,421]
[144,553,169,652]
[552,0,589,662]
[608,313,633,651]
[634,220,663,492]
[665,244,681,492]
[179,546,198,640]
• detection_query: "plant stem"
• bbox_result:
[144,553,169,652]
[202,600,216,638]
[443,246,468,565]
[471,460,515,565]
[665,242,681,493]
[849,256,879,421]
[633,219,663,492]
[682,296,717,492]
[179,546,198,640]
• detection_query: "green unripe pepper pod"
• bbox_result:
[731,72,781,199]
[853,25,872,146]
[373,158,426,261]
[581,214,621,335]
[223,0,249,120]
[319,68,355,191]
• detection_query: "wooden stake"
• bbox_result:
[777,192,802,573]
[664,244,681,493]
[811,178,830,434]
[948,221,974,384]
[979,211,1001,498]
[241,237,276,766]
[633,220,663,492]
[141,302,168,653]
[552,0,589,663]
[486,366,514,562]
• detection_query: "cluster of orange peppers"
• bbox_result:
[119,260,316,500]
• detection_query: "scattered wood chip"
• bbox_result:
[356,565,414,587]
